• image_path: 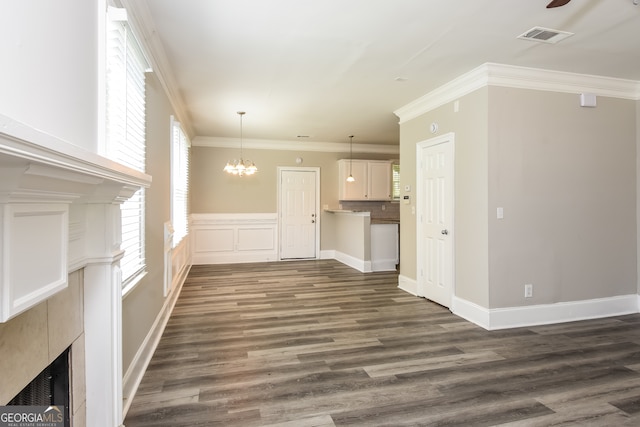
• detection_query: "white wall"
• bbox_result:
[0,1,99,152]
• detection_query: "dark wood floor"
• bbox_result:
[124,260,640,426]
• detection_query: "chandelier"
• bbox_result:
[223,111,257,176]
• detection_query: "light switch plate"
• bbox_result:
[497,207,504,219]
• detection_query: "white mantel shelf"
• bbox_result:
[0,114,150,204]
[0,114,151,427]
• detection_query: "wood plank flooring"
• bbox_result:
[124,260,640,426]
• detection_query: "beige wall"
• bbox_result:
[399,88,490,307]
[122,73,174,371]
[190,146,394,250]
[488,87,637,308]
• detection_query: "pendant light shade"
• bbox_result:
[224,111,258,176]
[346,135,355,182]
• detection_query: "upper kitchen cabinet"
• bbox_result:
[338,159,392,201]
[339,159,367,200]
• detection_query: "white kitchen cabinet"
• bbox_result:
[338,159,368,200]
[338,159,392,201]
[367,161,392,200]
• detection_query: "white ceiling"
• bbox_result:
[133,0,640,146]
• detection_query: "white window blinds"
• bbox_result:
[106,7,149,285]
[171,117,190,247]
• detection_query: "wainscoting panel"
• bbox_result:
[238,227,275,251]
[191,213,278,264]
[195,229,234,252]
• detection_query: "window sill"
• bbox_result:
[122,270,148,299]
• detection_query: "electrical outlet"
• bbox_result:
[524,284,533,298]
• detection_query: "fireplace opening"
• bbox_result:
[8,347,71,427]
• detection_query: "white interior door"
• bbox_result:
[279,168,319,259]
[417,134,454,308]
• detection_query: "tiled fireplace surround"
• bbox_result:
[0,270,86,424]
[0,116,151,427]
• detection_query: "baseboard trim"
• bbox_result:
[451,297,491,329]
[398,275,418,296]
[333,251,371,273]
[122,264,191,416]
[192,253,279,264]
[371,259,398,272]
[319,250,335,260]
[452,294,640,330]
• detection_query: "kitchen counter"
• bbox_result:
[324,209,398,224]
[324,209,370,215]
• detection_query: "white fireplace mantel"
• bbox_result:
[0,114,151,427]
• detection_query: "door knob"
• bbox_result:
[311,213,315,217]
[311,219,315,223]
[441,229,448,235]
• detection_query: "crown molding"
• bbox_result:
[192,136,400,155]
[394,62,640,124]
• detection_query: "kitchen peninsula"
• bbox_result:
[323,208,399,272]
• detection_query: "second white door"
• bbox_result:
[280,169,318,259]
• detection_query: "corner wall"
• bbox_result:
[398,88,490,307]
[396,64,639,329]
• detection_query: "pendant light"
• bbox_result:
[346,135,355,182]
[223,111,258,176]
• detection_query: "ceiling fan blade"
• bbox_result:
[547,0,572,7]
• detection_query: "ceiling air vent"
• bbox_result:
[517,26,574,44]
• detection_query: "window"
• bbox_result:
[171,117,190,247]
[105,7,150,287]
[392,163,401,200]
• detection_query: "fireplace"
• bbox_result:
[0,270,85,426]
[0,115,151,427]
[9,348,71,426]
